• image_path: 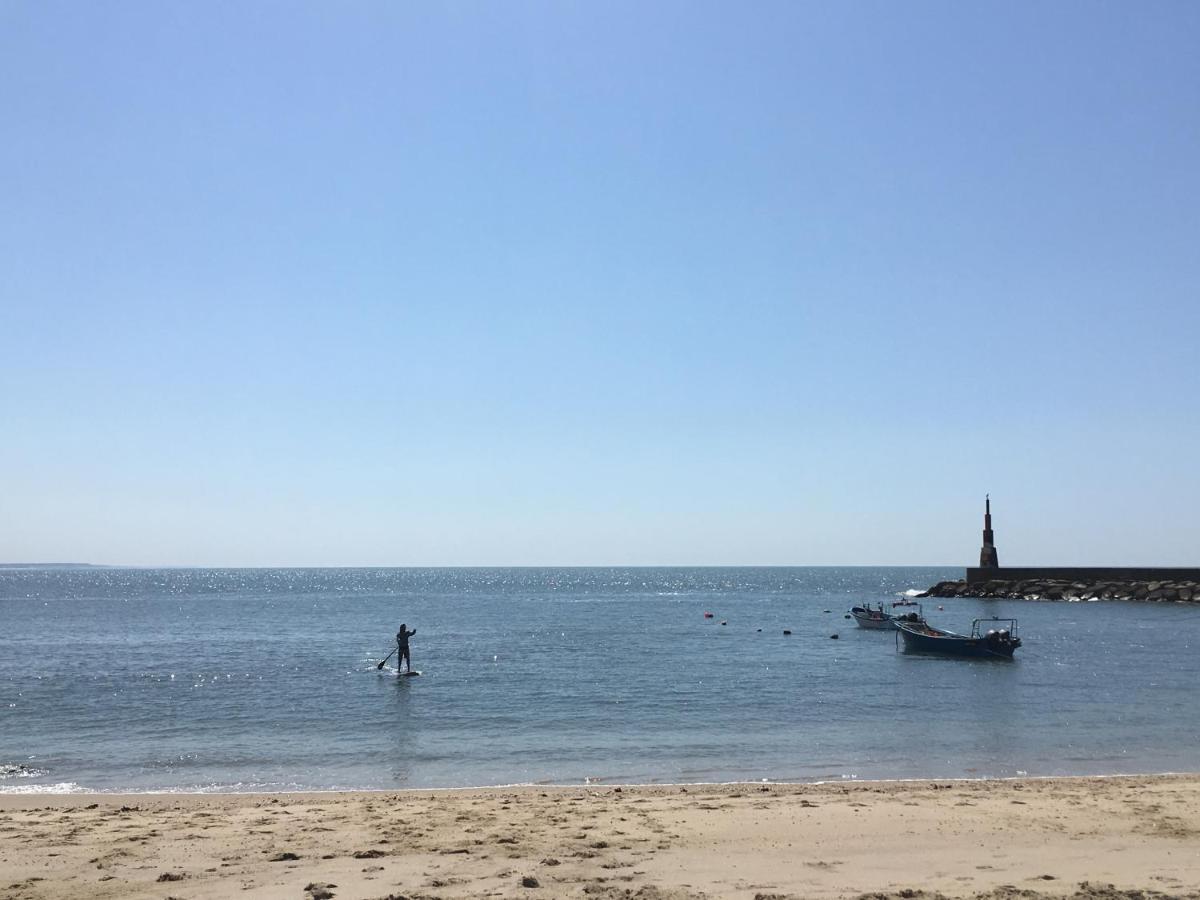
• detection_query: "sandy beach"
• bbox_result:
[2,775,1198,900]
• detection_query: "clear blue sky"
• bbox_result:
[2,1,1198,566]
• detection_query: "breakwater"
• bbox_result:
[965,566,1200,585]
[922,577,1200,603]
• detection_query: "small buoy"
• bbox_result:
[756,628,762,632]
[783,629,792,635]
[830,633,839,640]
[703,612,714,619]
[938,605,944,610]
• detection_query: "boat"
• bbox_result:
[894,616,1021,658]
[849,600,924,630]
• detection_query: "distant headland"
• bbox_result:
[919,498,1200,603]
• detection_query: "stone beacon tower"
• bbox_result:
[979,495,999,568]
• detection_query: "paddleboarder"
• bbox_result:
[395,624,417,673]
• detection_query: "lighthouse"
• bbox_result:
[979,495,999,568]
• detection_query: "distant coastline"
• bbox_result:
[0,563,108,569]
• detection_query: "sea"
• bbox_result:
[2,566,1198,794]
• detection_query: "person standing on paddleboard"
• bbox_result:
[396,624,417,673]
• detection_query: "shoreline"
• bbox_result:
[5,768,1200,799]
[3,773,1198,899]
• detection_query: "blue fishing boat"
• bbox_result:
[894,616,1021,658]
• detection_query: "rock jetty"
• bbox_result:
[920,578,1199,603]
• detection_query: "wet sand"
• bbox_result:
[2,775,1198,899]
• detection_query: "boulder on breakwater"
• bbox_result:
[919,578,1199,603]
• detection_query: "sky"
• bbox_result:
[2,1,1198,567]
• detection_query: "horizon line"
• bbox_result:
[1,562,965,570]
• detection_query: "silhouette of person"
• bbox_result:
[396,624,417,673]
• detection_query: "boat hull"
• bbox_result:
[895,622,1019,658]
[850,608,896,630]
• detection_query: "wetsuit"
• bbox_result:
[396,627,416,672]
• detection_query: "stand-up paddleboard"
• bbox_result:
[375,664,421,676]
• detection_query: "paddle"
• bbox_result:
[376,648,397,670]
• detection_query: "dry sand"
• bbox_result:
[2,775,1199,900]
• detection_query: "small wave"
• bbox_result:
[0,782,84,795]
[899,589,923,597]
[0,763,49,780]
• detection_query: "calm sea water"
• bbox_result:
[2,566,1198,793]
